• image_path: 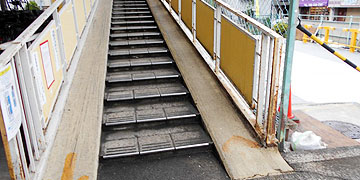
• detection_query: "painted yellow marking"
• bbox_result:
[356,66,360,72]
[78,176,89,180]
[61,153,77,180]
[0,65,11,76]
[311,35,323,45]
[333,51,347,61]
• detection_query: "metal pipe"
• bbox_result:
[277,0,298,151]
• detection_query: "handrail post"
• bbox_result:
[178,0,182,22]
[277,0,298,151]
[214,1,221,73]
[192,0,196,42]
[346,16,353,45]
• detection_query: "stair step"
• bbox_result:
[109,39,163,47]
[112,15,152,20]
[106,67,179,83]
[113,7,149,11]
[110,32,160,38]
[112,11,150,15]
[108,56,173,68]
[108,47,168,56]
[111,25,157,31]
[111,20,155,25]
[105,82,188,102]
[101,124,211,158]
[104,100,199,126]
[113,4,147,7]
[113,1,146,4]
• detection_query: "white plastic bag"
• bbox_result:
[291,131,327,151]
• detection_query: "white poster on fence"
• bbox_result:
[32,52,47,106]
[0,63,22,141]
[50,29,61,71]
[40,40,55,89]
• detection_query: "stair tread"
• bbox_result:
[110,31,160,38]
[112,15,152,20]
[108,56,173,68]
[105,82,188,101]
[111,20,154,25]
[108,47,168,56]
[112,11,150,15]
[111,25,157,31]
[109,39,163,46]
[114,3,147,5]
[113,1,146,4]
[106,67,179,83]
[113,7,149,11]
[104,100,199,126]
[101,124,211,158]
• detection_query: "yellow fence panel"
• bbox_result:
[220,16,256,105]
[196,0,214,57]
[59,3,78,66]
[74,0,86,35]
[171,0,179,13]
[29,22,64,125]
[181,0,192,30]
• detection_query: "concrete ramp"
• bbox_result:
[146,0,293,178]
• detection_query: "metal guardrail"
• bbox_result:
[0,0,96,178]
[299,14,360,46]
[163,0,285,146]
[297,23,360,72]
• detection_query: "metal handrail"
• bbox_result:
[215,0,282,38]
[0,0,65,66]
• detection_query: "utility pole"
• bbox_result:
[277,0,299,151]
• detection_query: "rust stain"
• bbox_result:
[222,136,260,152]
[61,153,77,180]
[78,176,89,180]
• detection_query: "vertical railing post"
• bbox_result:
[71,0,80,43]
[178,0,182,22]
[346,16,353,45]
[169,0,172,13]
[214,2,221,73]
[256,35,270,131]
[192,0,196,42]
[277,0,299,151]
[53,10,68,79]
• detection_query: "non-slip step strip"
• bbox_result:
[106,69,179,83]
[113,4,147,7]
[112,15,152,20]
[108,57,173,68]
[113,0,146,4]
[109,39,163,46]
[112,7,149,11]
[102,130,210,158]
[110,32,160,38]
[111,20,155,25]
[104,105,198,126]
[108,47,168,56]
[111,26,157,31]
[112,11,150,15]
[105,85,188,101]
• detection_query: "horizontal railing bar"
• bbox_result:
[299,14,360,18]
[214,0,282,39]
[0,0,65,66]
